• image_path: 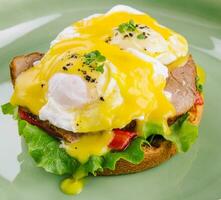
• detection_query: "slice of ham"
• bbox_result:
[165,56,197,116]
[19,107,78,142]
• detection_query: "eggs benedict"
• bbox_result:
[2,5,205,195]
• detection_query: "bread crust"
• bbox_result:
[99,140,177,176]
[9,52,204,176]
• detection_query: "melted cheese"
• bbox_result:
[64,131,113,163]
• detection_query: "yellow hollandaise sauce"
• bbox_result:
[61,178,84,195]
[197,65,206,84]
[11,10,177,134]
[11,38,175,133]
[74,11,172,39]
[65,131,113,163]
[168,55,189,71]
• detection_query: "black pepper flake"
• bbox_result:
[62,66,68,71]
[81,70,86,75]
[78,69,80,71]
[142,32,148,39]
[74,147,78,149]
[41,84,45,88]
[129,32,133,37]
[139,25,148,29]
[135,24,138,27]
[91,78,96,83]
[66,63,72,66]
[105,36,112,43]
[123,34,129,39]
[144,48,147,51]
[85,75,91,82]
[70,54,78,59]
[99,97,104,101]
[76,123,79,126]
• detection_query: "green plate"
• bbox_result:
[0,0,221,199]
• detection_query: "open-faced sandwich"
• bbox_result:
[2,5,205,195]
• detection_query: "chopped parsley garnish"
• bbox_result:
[137,33,146,40]
[95,64,104,73]
[118,20,136,33]
[196,76,203,92]
[197,84,203,92]
[84,50,105,64]
[117,20,149,41]
[83,50,106,73]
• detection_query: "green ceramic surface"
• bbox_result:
[0,0,220,199]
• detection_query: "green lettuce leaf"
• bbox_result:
[103,137,145,170]
[2,102,198,177]
[142,114,198,152]
[165,116,198,152]
[142,121,164,139]
[18,119,79,175]
[76,156,104,179]
[19,116,145,174]
[83,156,103,175]
[1,102,18,119]
[18,117,143,175]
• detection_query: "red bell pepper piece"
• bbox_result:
[18,108,41,127]
[195,92,204,106]
[108,129,136,151]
